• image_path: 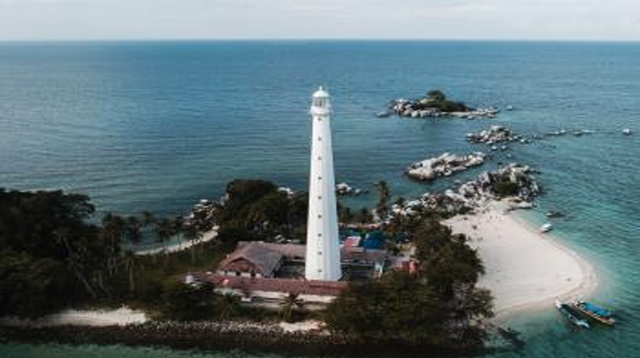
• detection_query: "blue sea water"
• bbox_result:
[1,41,640,357]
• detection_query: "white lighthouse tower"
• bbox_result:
[305,87,342,281]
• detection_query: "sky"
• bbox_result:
[0,0,639,41]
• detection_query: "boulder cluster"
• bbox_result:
[466,125,528,145]
[386,98,499,119]
[406,152,486,181]
[336,182,366,197]
[458,163,541,202]
[400,163,541,217]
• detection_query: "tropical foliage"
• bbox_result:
[415,90,470,113]
[324,215,493,348]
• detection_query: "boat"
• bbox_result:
[546,210,565,218]
[573,300,616,326]
[540,222,553,233]
[555,299,590,329]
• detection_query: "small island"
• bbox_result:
[384,90,499,119]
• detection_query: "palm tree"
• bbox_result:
[183,222,202,265]
[375,180,390,222]
[280,292,305,322]
[154,218,175,261]
[101,213,126,276]
[142,211,156,228]
[122,249,137,295]
[219,293,240,320]
[126,215,143,245]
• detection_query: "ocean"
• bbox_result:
[1,41,639,357]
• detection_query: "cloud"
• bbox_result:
[0,0,638,40]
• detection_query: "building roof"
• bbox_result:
[201,273,348,297]
[217,241,388,277]
[217,242,305,276]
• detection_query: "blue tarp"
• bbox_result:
[362,231,385,249]
[583,302,612,318]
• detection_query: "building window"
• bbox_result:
[318,137,322,141]
[318,251,323,255]
[318,214,322,219]
[318,269,323,273]
[318,156,322,160]
[318,176,322,180]
[318,196,322,200]
[318,233,322,237]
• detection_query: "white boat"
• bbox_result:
[540,222,553,233]
[555,299,590,329]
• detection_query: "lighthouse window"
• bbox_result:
[318,196,322,200]
[318,269,323,273]
[318,214,322,219]
[318,176,322,180]
[318,251,323,255]
[317,117,322,122]
[318,156,322,160]
[318,233,322,237]
[314,98,326,107]
[318,136,322,141]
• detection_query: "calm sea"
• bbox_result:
[1,41,639,357]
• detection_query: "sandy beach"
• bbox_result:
[0,307,148,328]
[445,202,597,319]
[135,226,219,256]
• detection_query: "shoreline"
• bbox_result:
[445,201,598,320]
[135,227,218,256]
[0,322,469,358]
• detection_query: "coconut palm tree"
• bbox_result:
[101,213,126,276]
[142,211,156,228]
[280,292,305,322]
[154,218,175,262]
[183,222,202,265]
[219,293,240,320]
[375,180,390,222]
[122,249,137,294]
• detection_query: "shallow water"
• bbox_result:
[1,41,639,357]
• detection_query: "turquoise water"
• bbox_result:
[1,41,639,357]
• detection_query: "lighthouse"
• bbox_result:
[305,87,342,281]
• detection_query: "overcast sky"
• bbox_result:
[1,0,639,41]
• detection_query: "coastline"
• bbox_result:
[445,201,598,320]
[135,227,218,256]
[0,307,148,328]
[0,322,468,358]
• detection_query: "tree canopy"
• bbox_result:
[324,216,493,349]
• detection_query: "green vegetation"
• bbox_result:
[213,179,308,245]
[0,181,310,319]
[1,180,493,350]
[324,216,493,348]
[493,180,521,198]
[0,188,224,317]
[416,90,470,113]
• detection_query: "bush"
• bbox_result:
[494,181,520,197]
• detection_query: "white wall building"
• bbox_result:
[304,87,342,281]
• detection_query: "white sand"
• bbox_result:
[135,226,218,256]
[278,320,325,333]
[0,307,148,327]
[445,202,597,318]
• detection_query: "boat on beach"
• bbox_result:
[540,222,553,233]
[555,299,590,329]
[573,300,616,326]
